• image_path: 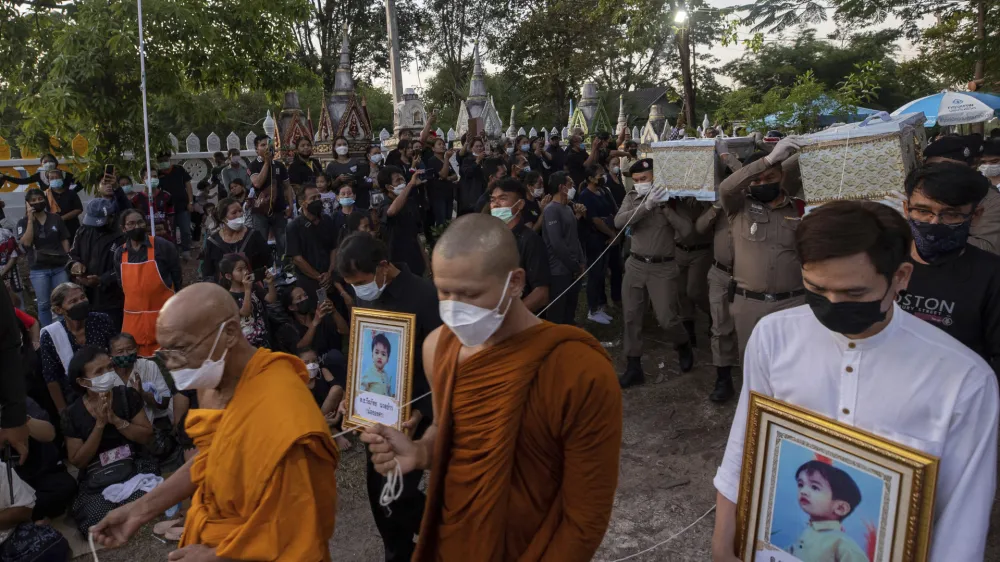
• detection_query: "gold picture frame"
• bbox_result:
[737,393,939,562]
[343,307,416,432]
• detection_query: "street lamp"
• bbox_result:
[674,7,689,23]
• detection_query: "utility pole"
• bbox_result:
[384,0,404,131]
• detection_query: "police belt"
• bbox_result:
[630,253,674,264]
[733,288,805,303]
[676,242,711,252]
[712,260,733,275]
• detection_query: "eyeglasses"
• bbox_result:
[125,220,147,229]
[906,205,974,226]
[155,322,228,364]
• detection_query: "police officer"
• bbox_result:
[719,137,805,357]
[615,158,695,387]
[693,153,743,403]
[674,198,713,346]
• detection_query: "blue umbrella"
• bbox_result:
[763,95,878,128]
[892,91,1000,127]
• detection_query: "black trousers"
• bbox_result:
[24,468,76,521]
[546,273,581,325]
[365,454,426,561]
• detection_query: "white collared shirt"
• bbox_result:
[715,303,999,562]
[0,461,35,544]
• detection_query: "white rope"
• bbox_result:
[88,532,100,561]
[136,0,155,234]
[836,126,853,200]
[379,460,404,509]
[537,196,647,317]
[604,504,716,562]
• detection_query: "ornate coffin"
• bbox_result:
[639,139,721,201]
[798,112,927,205]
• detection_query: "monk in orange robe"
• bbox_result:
[91,283,338,561]
[362,214,622,561]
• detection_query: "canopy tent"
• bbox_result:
[763,96,879,130]
[892,91,1000,127]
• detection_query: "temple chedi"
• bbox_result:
[275,92,313,160]
[316,26,372,158]
[568,82,612,139]
[455,42,503,140]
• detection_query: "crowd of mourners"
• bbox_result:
[2,108,1000,561]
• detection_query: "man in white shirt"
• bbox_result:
[711,201,999,562]
[0,460,71,559]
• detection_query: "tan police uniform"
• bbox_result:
[694,204,739,368]
[615,190,692,359]
[719,155,805,357]
[675,199,713,335]
[970,187,1000,255]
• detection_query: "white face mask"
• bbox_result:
[567,187,576,200]
[533,188,544,198]
[41,161,57,172]
[226,217,245,230]
[231,156,241,165]
[335,146,349,156]
[439,272,515,347]
[87,371,122,393]
[370,153,383,163]
[611,167,621,175]
[171,322,230,390]
[393,183,407,196]
[353,267,387,302]
[306,362,320,379]
[634,182,652,196]
[980,164,1000,178]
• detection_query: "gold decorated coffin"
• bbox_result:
[798,112,927,206]
[639,139,721,201]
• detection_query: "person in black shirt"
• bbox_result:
[201,197,270,282]
[336,232,439,562]
[489,178,551,313]
[606,156,626,206]
[546,134,566,175]
[286,185,342,298]
[423,137,457,228]
[280,284,347,358]
[356,145,382,211]
[458,136,488,215]
[155,151,194,257]
[18,397,76,520]
[45,169,83,240]
[577,164,621,324]
[522,171,550,234]
[247,135,294,256]
[70,198,127,331]
[376,166,429,277]
[296,347,348,449]
[288,137,324,189]
[331,184,359,244]
[564,134,599,187]
[17,188,72,327]
[897,162,1000,371]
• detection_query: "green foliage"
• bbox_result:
[6,0,315,187]
[919,4,1000,90]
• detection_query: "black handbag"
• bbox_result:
[84,455,136,491]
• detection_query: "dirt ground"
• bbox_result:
[70,305,1000,561]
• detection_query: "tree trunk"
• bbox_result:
[975,0,987,81]
[677,27,696,131]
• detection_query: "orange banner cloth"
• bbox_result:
[181,349,339,561]
[414,321,622,562]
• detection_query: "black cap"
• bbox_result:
[629,158,653,174]
[924,135,972,163]
[984,140,1000,157]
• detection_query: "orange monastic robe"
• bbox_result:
[414,322,623,562]
[181,349,339,561]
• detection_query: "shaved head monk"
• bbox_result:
[91,283,338,561]
[361,214,622,561]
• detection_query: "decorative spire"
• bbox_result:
[468,41,487,100]
[339,24,351,69]
[568,99,574,127]
[616,94,627,135]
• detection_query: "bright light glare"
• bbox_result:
[674,8,689,23]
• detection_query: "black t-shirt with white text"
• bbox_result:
[898,244,1000,369]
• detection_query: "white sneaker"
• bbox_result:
[596,309,613,323]
[588,310,611,325]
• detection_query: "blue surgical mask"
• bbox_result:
[520,144,530,152]
[121,184,133,194]
[339,197,355,207]
[49,179,64,190]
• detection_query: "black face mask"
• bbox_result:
[66,301,91,321]
[307,200,324,217]
[30,202,47,213]
[128,227,146,242]
[296,297,316,316]
[805,286,891,336]
[750,182,781,203]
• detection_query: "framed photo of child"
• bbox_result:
[343,308,416,432]
[736,393,939,562]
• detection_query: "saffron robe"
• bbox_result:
[414,322,623,561]
[181,349,339,561]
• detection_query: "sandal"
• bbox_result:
[153,518,184,536]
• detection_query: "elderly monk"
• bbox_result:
[91,283,338,561]
[361,214,622,561]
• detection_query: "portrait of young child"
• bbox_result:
[359,331,396,398]
[788,460,868,562]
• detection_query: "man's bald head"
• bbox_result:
[434,214,519,278]
[160,282,239,331]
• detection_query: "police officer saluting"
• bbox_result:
[616,158,695,387]
[719,137,806,358]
